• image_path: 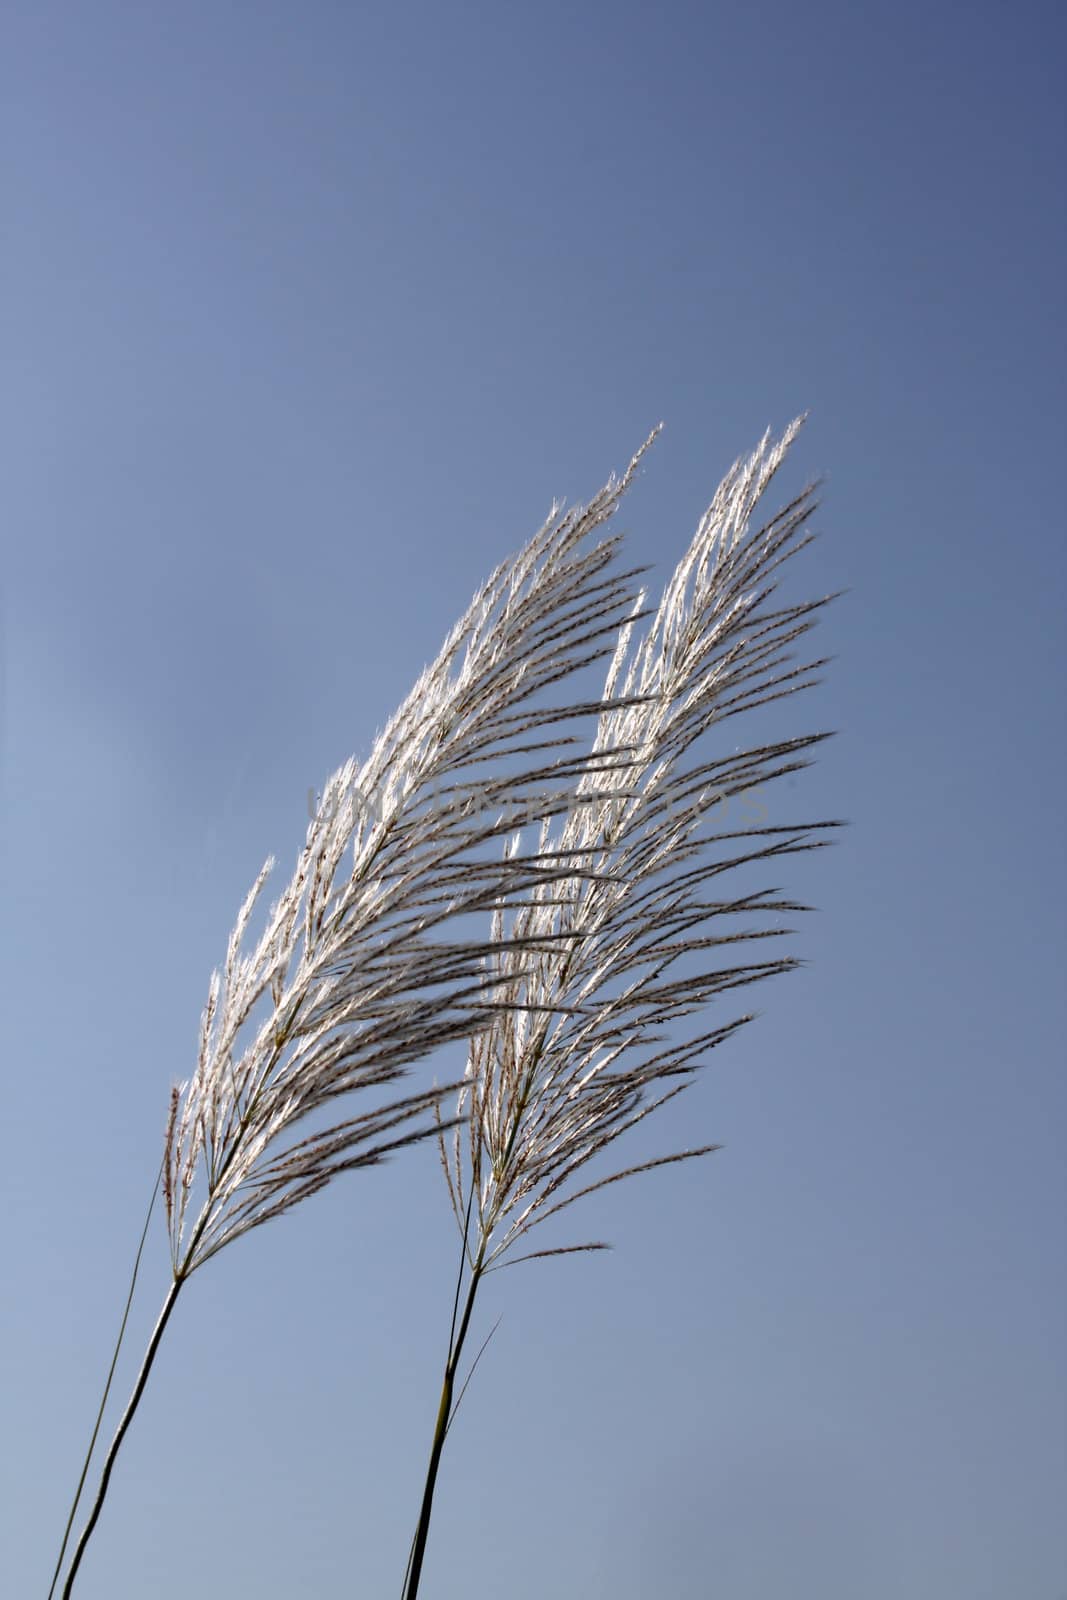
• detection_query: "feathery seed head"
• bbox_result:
[440,420,840,1272]
[162,452,667,1280]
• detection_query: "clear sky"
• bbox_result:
[5,3,1065,1597]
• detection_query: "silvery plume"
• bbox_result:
[404,420,840,1598]
[52,439,658,1599]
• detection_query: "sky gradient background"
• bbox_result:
[5,2,1065,1597]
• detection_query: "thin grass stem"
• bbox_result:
[46,1159,163,1600]
[59,1279,182,1599]
[401,1257,486,1600]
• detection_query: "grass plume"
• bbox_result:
[52,434,662,1597]
[49,421,837,1599]
[404,419,841,1596]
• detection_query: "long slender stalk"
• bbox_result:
[47,1162,162,1600]
[56,1044,266,1598]
[59,1278,182,1600]
[403,1036,550,1599]
[402,1256,486,1600]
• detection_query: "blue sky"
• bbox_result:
[5,2,1065,1597]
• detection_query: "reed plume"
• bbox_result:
[403,419,840,1597]
[52,438,659,1598]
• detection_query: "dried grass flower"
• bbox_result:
[403,420,840,1597]
[52,437,662,1598]
[51,421,838,1600]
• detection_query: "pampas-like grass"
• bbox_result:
[50,422,837,1600]
[50,438,662,1598]
[402,420,840,1596]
